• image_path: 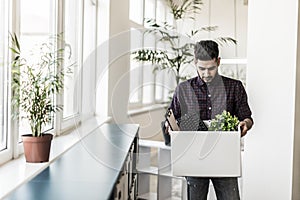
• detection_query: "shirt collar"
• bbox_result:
[197,75,206,86]
[197,73,222,87]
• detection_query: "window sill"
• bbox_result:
[128,103,168,117]
[0,116,112,199]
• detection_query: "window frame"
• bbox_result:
[0,0,92,165]
[11,0,56,154]
[55,0,84,134]
[0,0,11,164]
[129,0,172,110]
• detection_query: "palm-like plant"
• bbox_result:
[10,33,73,137]
[167,0,203,20]
[132,0,236,86]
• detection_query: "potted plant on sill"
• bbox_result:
[10,33,73,163]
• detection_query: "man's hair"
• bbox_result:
[194,40,219,61]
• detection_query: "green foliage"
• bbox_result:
[209,110,239,131]
[10,33,74,137]
[166,0,203,20]
[132,0,236,87]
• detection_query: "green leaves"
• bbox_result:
[10,33,73,137]
[215,37,237,46]
[208,110,239,131]
[166,0,204,20]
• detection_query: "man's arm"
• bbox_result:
[165,86,182,134]
[235,81,253,137]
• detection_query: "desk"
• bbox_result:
[5,124,139,200]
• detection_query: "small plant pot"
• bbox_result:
[22,134,53,163]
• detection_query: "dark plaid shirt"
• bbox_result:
[169,74,253,123]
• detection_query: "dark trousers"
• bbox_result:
[186,177,240,200]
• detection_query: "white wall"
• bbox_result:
[293,4,300,196]
[244,0,299,199]
[107,0,131,124]
[293,29,300,198]
[129,108,166,141]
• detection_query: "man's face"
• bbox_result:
[195,58,220,83]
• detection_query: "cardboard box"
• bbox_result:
[171,131,241,177]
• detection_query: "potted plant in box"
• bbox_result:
[208,110,240,131]
[10,33,73,163]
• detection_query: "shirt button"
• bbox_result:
[208,107,212,110]
[208,94,211,98]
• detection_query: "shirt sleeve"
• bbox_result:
[169,85,181,120]
[235,81,254,124]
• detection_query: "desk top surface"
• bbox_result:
[5,124,139,200]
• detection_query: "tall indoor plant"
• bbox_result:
[132,0,236,87]
[10,33,73,163]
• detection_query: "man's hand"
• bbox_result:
[164,121,170,134]
[239,118,253,137]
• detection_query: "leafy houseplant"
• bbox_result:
[10,33,73,162]
[208,110,239,131]
[132,0,236,87]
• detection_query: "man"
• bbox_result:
[167,40,253,200]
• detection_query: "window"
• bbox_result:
[144,0,156,20]
[154,0,169,102]
[18,0,54,138]
[95,0,110,120]
[63,0,82,120]
[129,0,143,25]
[0,0,12,164]
[129,0,174,108]
[142,30,156,105]
[0,0,100,165]
[0,0,8,153]
[129,28,143,105]
[219,59,247,85]
[81,0,97,120]
[16,0,86,135]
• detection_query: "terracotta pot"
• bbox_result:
[22,134,53,163]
